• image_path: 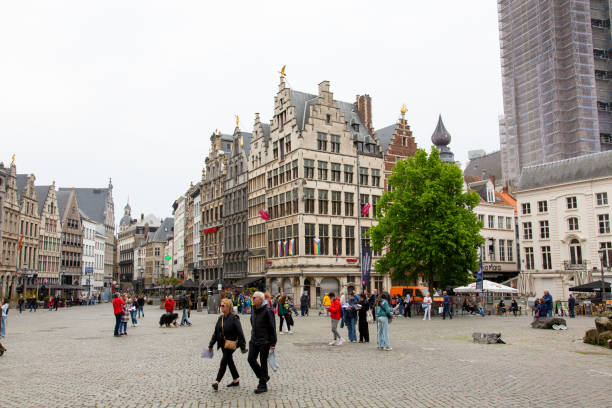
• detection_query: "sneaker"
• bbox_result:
[552,324,560,330]
[337,338,345,345]
[559,325,567,330]
[329,340,337,346]
[288,331,294,334]
[279,332,285,335]
[384,347,393,351]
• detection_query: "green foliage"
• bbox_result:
[369,148,483,291]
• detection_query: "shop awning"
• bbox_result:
[177,279,199,289]
[569,280,611,292]
[233,276,265,288]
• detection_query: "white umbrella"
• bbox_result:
[454,280,518,294]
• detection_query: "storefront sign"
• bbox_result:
[203,227,218,234]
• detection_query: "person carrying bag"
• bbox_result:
[208,298,247,391]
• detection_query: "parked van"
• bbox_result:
[390,286,443,304]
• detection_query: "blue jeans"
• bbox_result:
[130,311,137,325]
[181,309,190,325]
[346,317,357,341]
[376,316,389,348]
[477,307,485,316]
[443,305,453,319]
[120,321,127,334]
[1,316,6,337]
[546,309,552,317]
[114,313,122,336]
[137,306,144,318]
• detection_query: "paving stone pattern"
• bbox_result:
[2,305,611,407]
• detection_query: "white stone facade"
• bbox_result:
[516,176,612,301]
[94,223,105,294]
[172,196,185,278]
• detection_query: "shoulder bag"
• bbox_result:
[221,316,237,350]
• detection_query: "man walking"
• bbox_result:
[543,290,553,317]
[568,294,576,318]
[180,294,192,326]
[18,295,24,314]
[248,291,276,394]
[442,291,453,320]
[112,293,125,337]
[369,289,378,322]
[1,298,8,338]
[137,295,145,318]
[300,291,309,317]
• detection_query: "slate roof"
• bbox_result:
[289,89,377,146]
[34,185,52,214]
[56,191,72,219]
[464,151,502,183]
[58,187,109,224]
[240,131,253,156]
[261,123,270,141]
[375,123,397,154]
[518,150,612,191]
[15,174,28,200]
[468,180,489,201]
[151,217,174,243]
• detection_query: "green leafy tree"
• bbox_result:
[370,148,483,292]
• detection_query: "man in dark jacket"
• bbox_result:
[543,291,553,317]
[568,294,576,318]
[442,291,452,320]
[300,292,309,316]
[248,291,276,394]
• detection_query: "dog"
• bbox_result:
[159,312,179,328]
[0,342,6,356]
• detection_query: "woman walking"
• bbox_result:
[120,294,129,335]
[375,294,392,351]
[208,298,246,391]
[278,296,292,334]
[422,293,432,321]
[129,296,138,327]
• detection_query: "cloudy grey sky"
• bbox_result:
[1,1,502,222]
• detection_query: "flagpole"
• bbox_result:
[356,149,363,292]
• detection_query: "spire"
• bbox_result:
[431,114,454,163]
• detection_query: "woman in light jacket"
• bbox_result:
[422,294,432,321]
[208,298,246,390]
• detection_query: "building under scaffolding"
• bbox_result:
[498,0,612,189]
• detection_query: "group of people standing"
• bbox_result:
[324,290,393,351]
[111,293,146,336]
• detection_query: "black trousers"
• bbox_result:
[404,303,411,318]
[216,348,239,382]
[279,315,292,331]
[247,342,270,384]
[358,316,369,342]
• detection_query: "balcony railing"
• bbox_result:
[563,260,589,270]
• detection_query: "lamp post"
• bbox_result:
[598,249,606,305]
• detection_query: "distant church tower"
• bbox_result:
[119,201,132,232]
[431,114,455,163]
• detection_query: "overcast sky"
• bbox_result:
[1,1,502,222]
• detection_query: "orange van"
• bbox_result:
[390,286,443,303]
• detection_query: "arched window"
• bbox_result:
[569,239,582,265]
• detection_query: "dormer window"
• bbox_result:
[486,188,494,203]
[326,114,331,124]
[351,123,360,132]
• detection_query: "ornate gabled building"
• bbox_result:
[0,164,7,291]
[15,173,40,294]
[374,104,418,191]
[118,201,136,288]
[1,159,20,298]
[144,217,173,288]
[201,130,233,282]
[59,180,115,293]
[171,195,185,278]
[35,184,62,286]
[260,78,388,305]
[57,189,83,286]
[223,125,252,282]
[247,114,271,285]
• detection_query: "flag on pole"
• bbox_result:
[277,241,282,257]
[258,209,270,220]
[361,203,371,216]
[313,238,321,255]
[283,241,288,257]
[18,235,23,251]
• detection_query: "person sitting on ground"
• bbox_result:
[475,299,485,316]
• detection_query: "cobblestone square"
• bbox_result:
[2,305,611,407]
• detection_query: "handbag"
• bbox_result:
[221,316,237,350]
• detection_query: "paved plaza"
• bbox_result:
[1,304,611,407]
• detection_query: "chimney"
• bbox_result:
[356,94,373,133]
[141,213,144,221]
[318,80,332,103]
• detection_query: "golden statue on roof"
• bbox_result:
[11,154,15,166]
[401,104,407,117]
[279,65,286,78]
[235,115,239,127]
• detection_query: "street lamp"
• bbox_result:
[598,249,606,305]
